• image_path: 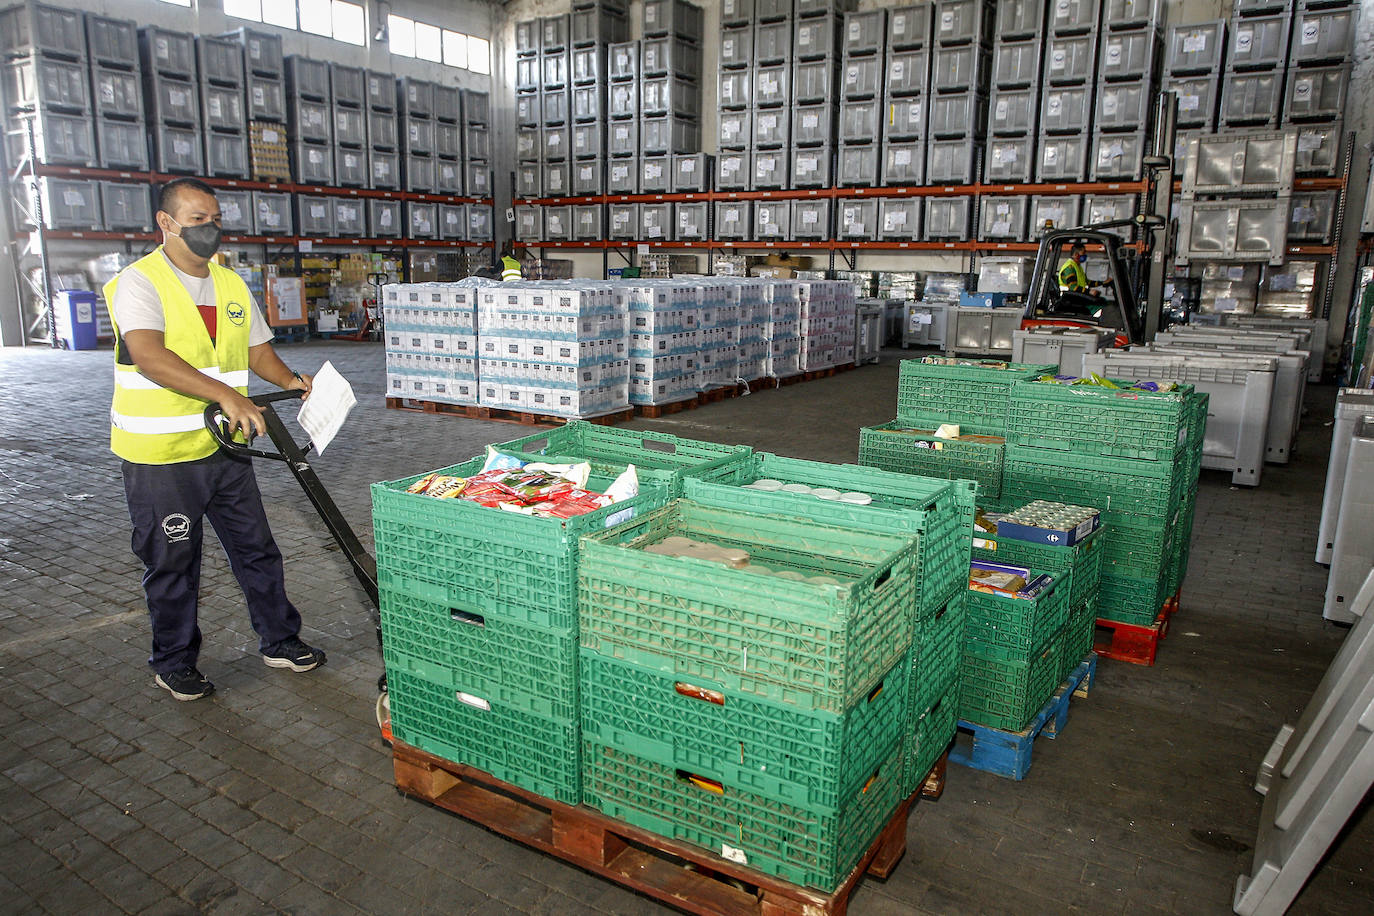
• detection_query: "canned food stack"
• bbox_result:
[382,282,480,406]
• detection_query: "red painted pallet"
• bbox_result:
[1095,610,1171,666]
[393,741,946,916]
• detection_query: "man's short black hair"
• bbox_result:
[157,178,217,216]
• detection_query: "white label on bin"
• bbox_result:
[1293,205,1315,223]
[996,98,1008,119]
[1057,0,1070,14]
[612,164,628,180]
[1183,33,1206,53]
[992,220,1011,235]
[550,170,563,189]
[173,138,190,155]
[849,21,861,40]
[169,88,188,108]
[77,301,92,322]
[1106,42,1122,66]
[1298,131,1323,152]
[802,210,817,225]
[249,38,261,58]
[681,158,695,173]
[1002,146,1018,162]
[100,82,115,104]
[62,190,84,207]
[799,28,811,46]
[263,127,279,143]
[1044,146,1059,163]
[156,37,168,58]
[310,204,326,218]
[762,113,776,129]
[1180,94,1200,112]
[380,209,392,227]
[894,149,911,166]
[1045,206,1063,222]
[1294,78,1313,100]
[549,132,561,147]
[802,112,819,129]
[1302,22,1319,45]
[891,60,905,81]
[723,39,734,56]
[1103,94,1119,116]
[1047,96,1063,115]
[941,11,954,29]
[721,844,748,865]
[339,204,357,221]
[646,163,662,179]
[722,159,738,175]
[1052,49,1067,70]
[847,65,859,81]
[799,155,817,171]
[223,201,241,223]
[884,212,905,231]
[1236,29,1253,54]
[253,86,265,106]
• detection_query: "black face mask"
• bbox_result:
[168,216,222,258]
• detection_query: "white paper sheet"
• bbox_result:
[296,361,356,456]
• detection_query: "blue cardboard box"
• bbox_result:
[996,513,1101,547]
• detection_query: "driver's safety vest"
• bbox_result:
[1058,257,1088,291]
[103,247,252,465]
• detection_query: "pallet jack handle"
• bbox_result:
[204,391,380,609]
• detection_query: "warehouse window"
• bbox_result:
[388,13,489,73]
[466,36,489,74]
[159,0,192,6]
[442,29,467,69]
[223,0,364,43]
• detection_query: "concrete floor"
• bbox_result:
[0,339,1370,915]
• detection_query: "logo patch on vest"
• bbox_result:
[225,302,246,326]
[162,513,192,543]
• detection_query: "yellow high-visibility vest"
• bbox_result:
[501,256,522,281]
[104,247,253,464]
[1058,257,1088,292]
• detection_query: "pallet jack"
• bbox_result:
[334,271,388,342]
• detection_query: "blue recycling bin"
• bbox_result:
[53,290,98,350]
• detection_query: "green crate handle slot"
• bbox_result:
[450,609,485,626]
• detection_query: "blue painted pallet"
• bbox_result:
[950,653,1097,781]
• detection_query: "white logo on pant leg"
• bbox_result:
[162,513,191,543]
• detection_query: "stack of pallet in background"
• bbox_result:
[382,282,480,406]
[723,277,769,381]
[696,278,741,391]
[624,280,702,407]
[799,278,858,371]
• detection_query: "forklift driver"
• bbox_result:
[1054,244,1109,318]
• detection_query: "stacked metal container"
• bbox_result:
[715,0,751,230]
[1090,0,1161,189]
[1035,0,1095,192]
[197,36,248,180]
[399,76,437,204]
[431,83,462,198]
[566,1,628,211]
[86,14,148,176]
[984,0,1045,242]
[641,0,704,235]
[330,64,369,201]
[836,2,878,197]
[926,0,993,240]
[365,69,400,193]
[1220,1,1289,130]
[286,56,332,191]
[219,28,289,184]
[539,14,572,204]
[1163,18,1226,139]
[751,0,796,201]
[462,88,492,208]
[139,28,202,176]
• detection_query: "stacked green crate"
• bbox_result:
[959,573,1067,732]
[371,424,751,804]
[859,424,1005,503]
[1164,392,1209,597]
[1004,380,1201,626]
[578,499,921,890]
[904,591,966,792]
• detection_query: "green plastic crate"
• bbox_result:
[858,421,1004,500]
[959,635,1061,732]
[387,669,580,804]
[1058,601,1095,684]
[683,452,975,619]
[896,359,1057,435]
[380,590,577,721]
[1007,379,1193,462]
[372,456,671,630]
[971,528,1102,613]
[905,683,959,796]
[1002,444,1184,522]
[1166,501,1197,596]
[581,738,905,892]
[910,590,967,718]
[491,420,753,493]
[964,574,1069,661]
[579,499,921,714]
[580,650,907,812]
[1096,572,1173,625]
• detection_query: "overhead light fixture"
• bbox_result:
[374,0,390,42]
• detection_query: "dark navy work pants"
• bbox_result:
[122,452,301,673]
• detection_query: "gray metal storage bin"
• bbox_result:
[437,204,464,241]
[294,142,333,184]
[1295,120,1342,177]
[201,85,244,132]
[642,0,704,43]
[285,56,328,100]
[676,201,708,240]
[433,85,460,123]
[844,10,886,56]
[436,159,464,195]
[992,38,1041,88]
[467,163,491,198]
[608,158,638,193]
[792,198,832,240]
[997,0,1046,40]
[516,92,540,127]
[792,146,833,187]
[719,70,751,109]
[1227,13,1290,71]
[642,75,700,118]
[335,108,365,148]
[794,104,834,144]
[147,74,198,126]
[92,67,143,120]
[407,202,437,240]
[206,132,248,178]
[333,198,365,237]
[1084,195,1137,240]
[543,124,570,161]
[798,0,857,16]
[403,116,432,155]
[795,16,841,60]
[717,150,750,189]
[371,199,402,238]
[641,201,672,240]
[925,196,972,240]
[756,0,793,20]
[755,200,791,239]
[572,6,629,48]
[332,65,365,109]
[516,55,539,92]
[543,89,570,125]
[989,87,1036,135]
[642,36,702,81]
[572,84,603,122]
[466,204,493,242]
[297,195,334,237]
[1166,21,1225,75]
[927,137,981,183]
[294,98,332,144]
[1288,191,1337,244]
[515,18,539,55]
[1285,65,1349,123]
[752,148,788,189]
[572,46,605,84]
[95,118,147,169]
[881,139,925,185]
[247,76,285,122]
[1291,7,1358,65]
[516,162,541,198]
[641,114,698,154]
[673,152,713,191]
[985,136,1034,182]
[608,82,636,119]
[365,71,394,111]
[641,154,671,193]
[721,0,754,27]
[252,191,292,235]
[608,41,638,81]
[572,123,604,158]
[544,205,573,242]
[837,144,879,185]
[141,28,194,77]
[792,59,838,104]
[837,199,877,240]
[1044,32,1097,85]
[24,178,99,230]
[718,108,750,149]
[542,51,570,89]
[1096,83,1152,131]
[1222,70,1283,127]
[934,0,994,46]
[86,15,138,68]
[980,196,1028,240]
[1103,0,1159,31]
[608,118,638,156]
[6,111,94,166]
[1040,86,1092,133]
[885,49,929,96]
[755,64,790,107]
[1169,74,1220,130]
[754,21,793,65]
[890,5,933,50]
[1091,130,1144,179]
[1036,133,1088,181]
[929,92,987,138]
[715,200,751,240]
[884,97,926,140]
[541,14,569,52]
[842,57,881,99]
[368,111,398,149]
[721,26,752,70]
[462,89,490,125]
[216,189,252,233]
[1100,29,1159,82]
[369,150,400,189]
[932,43,990,93]
[465,124,489,160]
[755,108,791,147]
[400,78,433,117]
[336,147,367,188]
[573,204,602,241]
[404,154,435,193]
[839,100,879,143]
[5,57,88,112]
[1029,194,1081,232]
[573,159,604,195]
[224,27,282,77]
[1048,0,1098,35]
[153,125,203,174]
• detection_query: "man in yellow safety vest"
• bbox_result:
[499,240,523,281]
[106,177,325,701]
[1058,243,1090,293]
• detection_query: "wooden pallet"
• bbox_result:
[393,741,947,916]
[384,397,634,427]
[950,654,1097,781]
